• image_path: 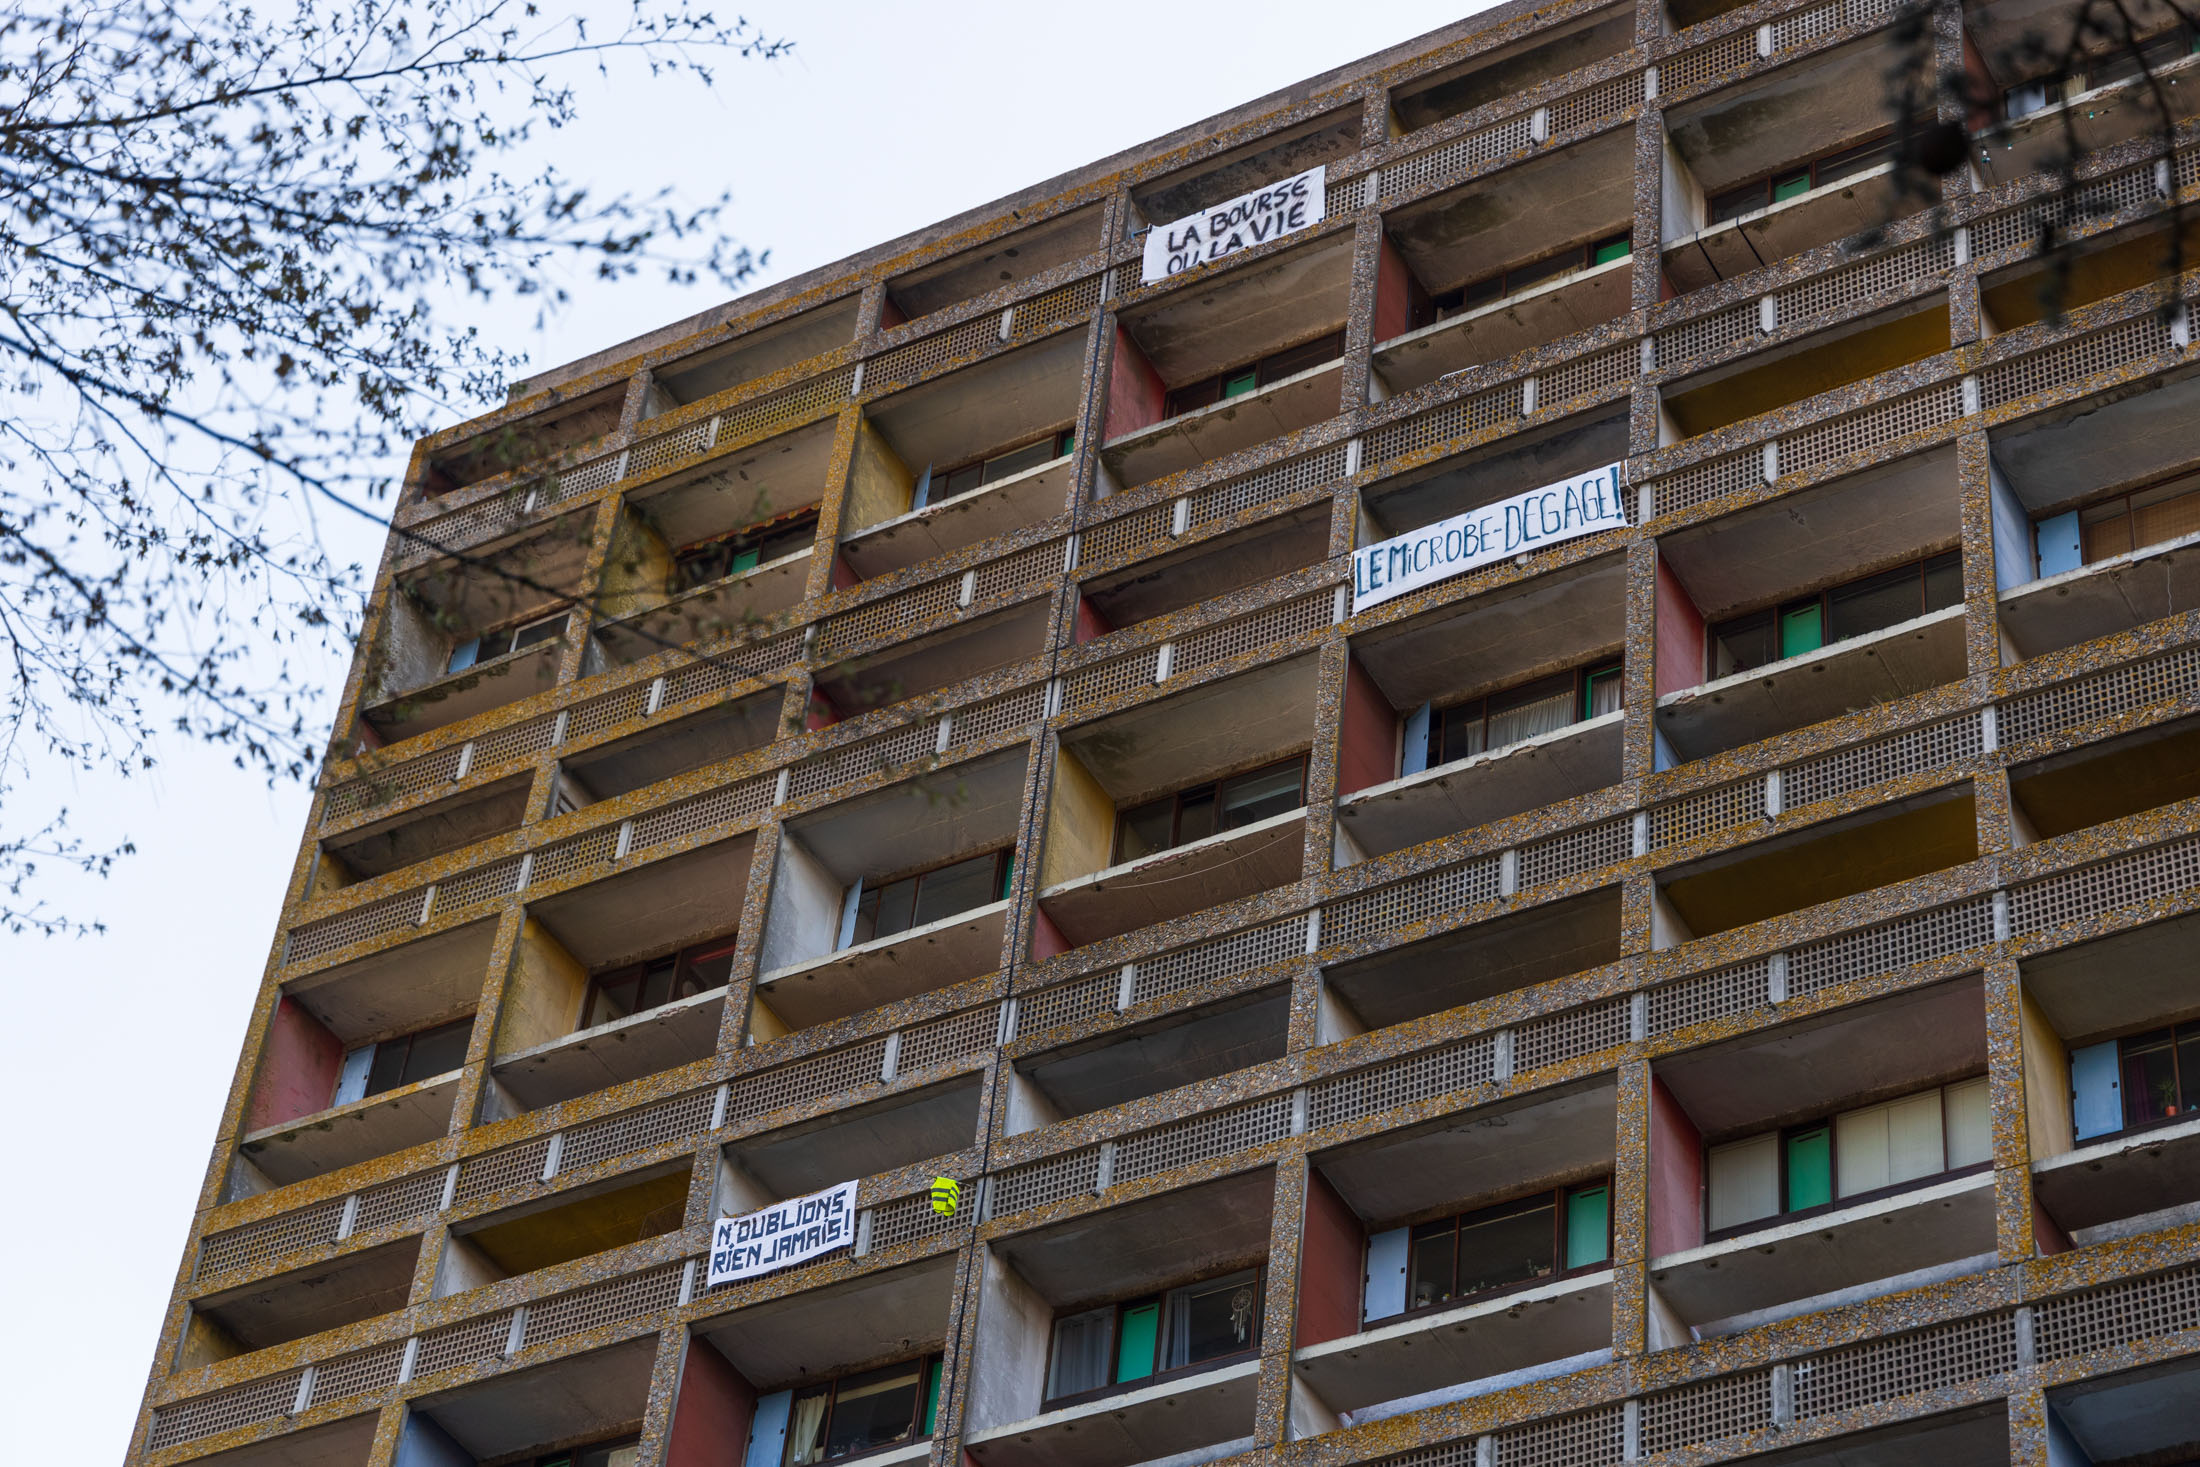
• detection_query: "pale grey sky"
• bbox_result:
[0,2,1498,1455]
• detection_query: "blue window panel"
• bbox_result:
[1400,703,1432,777]
[2037,511,2082,579]
[332,1045,375,1109]
[2071,1040,2122,1142]
[1364,1225,1409,1322]
[745,1389,793,1467]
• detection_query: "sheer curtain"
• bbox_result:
[1046,1308,1112,1399]
[1159,1286,1195,1371]
[787,1391,830,1465]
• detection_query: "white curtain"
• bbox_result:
[787,1391,829,1465]
[1046,1309,1111,1399]
[1159,1286,1195,1371]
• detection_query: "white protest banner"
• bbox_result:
[708,1179,858,1287]
[1351,463,1629,614]
[1141,165,1325,284]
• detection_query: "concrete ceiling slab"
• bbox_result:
[695,1254,959,1389]
[242,1073,460,1186]
[1360,405,1632,541]
[1021,989,1293,1123]
[2000,530,2200,660]
[1338,713,1624,860]
[868,333,1087,474]
[1038,810,1306,948]
[1064,653,1321,804]
[529,833,754,972]
[564,691,784,804]
[2034,1112,2200,1235]
[1083,506,1332,632]
[418,1337,658,1460]
[727,1077,982,1201]
[493,987,724,1111]
[1119,235,1356,387]
[815,600,1050,712]
[2019,906,2200,1044]
[1665,34,1928,194]
[995,1169,1277,1310]
[1353,551,1628,711]
[889,205,1107,322]
[1655,976,1987,1139]
[1386,130,1636,294]
[194,1412,379,1467]
[288,917,499,1043]
[787,747,1030,886]
[2053,1352,2200,1465]
[1324,886,1624,1033]
[655,297,861,407]
[842,456,1077,576]
[199,1237,423,1353]
[628,416,839,545]
[1375,258,1632,393]
[1315,1077,1619,1223]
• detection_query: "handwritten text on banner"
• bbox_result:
[1351,463,1630,614]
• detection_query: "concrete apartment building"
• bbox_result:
[131,0,2200,1462]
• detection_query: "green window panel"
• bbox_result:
[1785,1126,1833,1212]
[1115,1302,1159,1383]
[1564,1187,1610,1269]
[1778,602,1824,659]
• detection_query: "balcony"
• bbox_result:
[839,333,1086,578]
[886,204,1105,324]
[400,1335,659,1466]
[438,1163,690,1299]
[686,1257,960,1467]
[1125,105,1360,242]
[1975,49,2200,189]
[361,513,595,743]
[1661,25,1928,275]
[719,1077,982,1207]
[1293,1078,1619,1425]
[2021,907,2200,1241]
[1357,400,1631,541]
[1657,293,1950,443]
[2047,1352,2200,1467]
[556,686,784,807]
[1342,551,1628,852]
[184,1237,422,1366]
[963,1169,1274,1467]
[1007,987,1292,1133]
[1651,785,1977,943]
[1037,655,1321,951]
[1321,887,1623,1033]
[754,748,1027,1032]
[811,599,1051,720]
[1374,251,1632,395]
[643,294,862,415]
[1648,977,1995,1333]
[319,774,531,886]
[1103,232,1355,491]
[1387,6,1633,137]
[423,383,624,495]
[237,918,499,1188]
[1077,503,1332,639]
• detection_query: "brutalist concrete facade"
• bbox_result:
[132,1,2200,1464]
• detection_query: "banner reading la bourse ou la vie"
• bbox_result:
[1351,463,1629,615]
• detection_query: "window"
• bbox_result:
[1417,235,1631,327]
[446,611,568,674]
[530,1438,639,1467]
[2004,29,2198,118]
[1113,756,1308,863]
[1707,551,1961,679]
[1704,1078,1991,1234]
[1706,133,1899,224]
[332,1017,474,1107]
[843,850,1014,947]
[674,509,819,588]
[1401,1183,1611,1313]
[580,936,740,1029]
[1164,332,1347,417]
[1422,661,1622,769]
[919,430,1075,508]
[782,1355,942,1466]
[2054,475,2200,568]
[2071,1022,2200,1140]
[1044,1268,1263,1404]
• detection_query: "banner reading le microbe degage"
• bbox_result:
[708,1179,858,1287]
[1351,463,1631,615]
[1141,165,1326,284]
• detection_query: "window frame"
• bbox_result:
[673,506,821,590]
[779,1352,944,1467]
[1163,331,1348,418]
[1701,1076,1994,1242]
[446,609,570,675]
[846,849,1016,948]
[1704,550,1962,681]
[2103,1021,2200,1135]
[343,1015,476,1106]
[1393,1181,1614,1319]
[926,429,1077,507]
[529,1435,642,1467]
[1111,754,1310,865]
[1040,1267,1266,1409]
[1422,660,1623,772]
[1703,129,1901,225]
[579,934,742,1031]
[1419,233,1632,327]
[2046,469,2200,569]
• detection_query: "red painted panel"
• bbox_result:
[830,552,861,591]
[1336,657,1398,798]
[1648,1076,1706,1258]
[1030,907,1071,961]
[1103,325,1168,441]
[667,1337,756,1467]
[1374,234,1429,347]
[1073,596,1114,644]
[1296,1170,1367,1349]
[1654,558,1708,698]
[2033,1199,2072,1256]
[246,996,345,1132]
[877,296,908,332]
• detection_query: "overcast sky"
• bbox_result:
[0,2,1498,1456]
